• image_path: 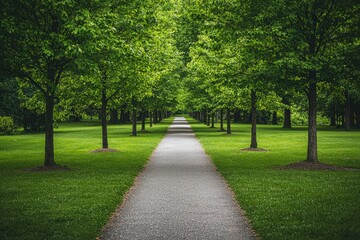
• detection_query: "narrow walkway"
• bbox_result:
[101,117,255,240]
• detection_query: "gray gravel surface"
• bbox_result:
[100,117,256,240]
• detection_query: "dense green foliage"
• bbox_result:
[0,116,15,134]
[180,0,360,162]
[188,117,360,240]
[0,119,172,240]
[0,0,181,165]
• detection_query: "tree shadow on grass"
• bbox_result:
[241,148,268,152]
[24,165,71,172]
[278,161,359,171]
[91,148,119,153]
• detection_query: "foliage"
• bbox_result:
[0,77,21,123]
[0,116,16,134]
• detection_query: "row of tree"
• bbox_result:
[1,0,359,167]
[0,0,181,166]
[177,0,360,162]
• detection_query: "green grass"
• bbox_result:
[188,118,360,240]
[0,119,172,240]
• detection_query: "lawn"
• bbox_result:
[188,118,360,240]
[0,118,172,240]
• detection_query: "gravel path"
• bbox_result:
[100,117,256,240]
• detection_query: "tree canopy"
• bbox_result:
[1,0,359,166]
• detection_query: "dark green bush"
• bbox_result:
[0,116,15,134]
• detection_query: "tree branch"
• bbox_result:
[23,73,47,96]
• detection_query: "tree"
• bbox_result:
[268,0,360,162]
[1,0,104,166]
[203,0,277,148]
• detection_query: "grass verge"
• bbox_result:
[0,118,172,240]
[188,117,360,240]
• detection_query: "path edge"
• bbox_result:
[97,119,176,240]
[188,118,258,239]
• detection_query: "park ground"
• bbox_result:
[0,116,360,239]
[188,117,360,240]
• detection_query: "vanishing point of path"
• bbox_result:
[100,117,256,240]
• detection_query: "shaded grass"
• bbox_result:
[0,119,172,240]
[189,118,360,240]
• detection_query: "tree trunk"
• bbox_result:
[119,110,130,123]
[307,80,318,162]
[272,111,278,125]
[306,30,319,162]
[159,111,162,122]
[345,89,354,131]
[330,114,336,126]
[132,108,137,136]
[44,95,56,166]
[203,110,207,125]
[219,109,225,132]
[234,109,241,122]
[207,113,210,126]
[355,107,360,128]
[283,108,291,128]
[153,110,158,124]
[141,110,146,131]
[350,97,355,127]
[250,89,257,148]
[211,112,215,128]
[344,89,351,130]
[101,88,108,149]
[226,108,231,134]
[282,97,292,128]
[330,103,336,126]
[109,109,118,124]
[149,111,153,127]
